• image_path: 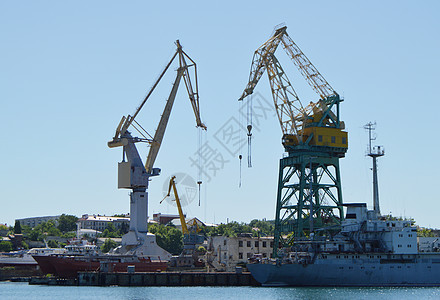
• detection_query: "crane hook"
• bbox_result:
[238,154,242,187]
[247,124,252,137]
[247,125,252,168]
[197,180,202,206]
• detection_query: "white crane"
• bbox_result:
[108,40,206,258]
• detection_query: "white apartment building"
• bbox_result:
[209,234,274,271]
[77,214,130,231]
[16,215,61,228]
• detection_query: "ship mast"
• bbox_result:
[364,122,384,217]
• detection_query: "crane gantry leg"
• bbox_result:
[273,154,344,256]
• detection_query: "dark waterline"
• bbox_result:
[2,282,440,300]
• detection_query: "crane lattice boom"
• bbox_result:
[239,26,344,150]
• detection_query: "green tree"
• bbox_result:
[61,231,76,239]
[99,223,124,238]
[106,223,116,233]
[202,219,275,237]
[14,220,22,234]
[165,228,184,255]
[42,220,61,236]
[249,219,275,236]
[47,226,61,237]
[21,225,32,236]
[205,222,252,237]
[149,224,183,255]
[197,246,206,253]
[101,229,110,237]
[0,241,13,252]
[21,241,29,249]
[418,227,436,237]
[120,222,129,234]
[27,220,61,241]
[101,239,117,253]
[57,214,78,233]
[47,240,59,248]
[29,228,42,241]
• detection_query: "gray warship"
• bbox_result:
[248,202,440,286]
[248,129,440,286]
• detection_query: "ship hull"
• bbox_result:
[32,255,58,274]
[247,261,440,286]
[33,255,168,278]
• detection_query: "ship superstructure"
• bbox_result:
[281,203,417,257]
[247,205,440,286]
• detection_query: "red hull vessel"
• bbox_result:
[33,255,168,278]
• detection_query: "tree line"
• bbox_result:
[1,216,275,254]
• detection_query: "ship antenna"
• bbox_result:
[364,122,385,217]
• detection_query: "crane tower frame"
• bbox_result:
[240,26,348,256]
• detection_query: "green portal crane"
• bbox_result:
[239,26,348,257]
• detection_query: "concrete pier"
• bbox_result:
[77,271,260,287]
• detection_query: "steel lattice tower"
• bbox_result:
[273,95,347,254]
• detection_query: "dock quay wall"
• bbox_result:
[77,271,260,287]
[0,267,42,281]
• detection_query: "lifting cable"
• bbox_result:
[247,95,253,168]
[238,100,244,187]
[197,127,203,206]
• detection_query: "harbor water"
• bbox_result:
[2,282,440,299]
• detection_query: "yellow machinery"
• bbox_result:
[162,176,189,235]
[239,26,347,154]
[162,176,204,248]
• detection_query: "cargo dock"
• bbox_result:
[28,271,260,287]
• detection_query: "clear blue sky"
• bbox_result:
[1,1,439,228]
